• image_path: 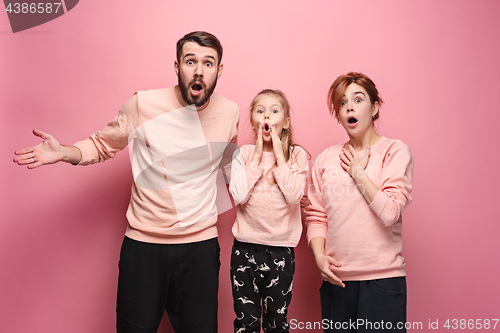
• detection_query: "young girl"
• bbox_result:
[229,89,309,333]
[304,72,414,332]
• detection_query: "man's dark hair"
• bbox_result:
[176,31,223,65]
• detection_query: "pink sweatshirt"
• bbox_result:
[305,137,413,281]
[74,87,239,244]
[229,145,308,247]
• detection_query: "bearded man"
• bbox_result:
[13,31,239,333]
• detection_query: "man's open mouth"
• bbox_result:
[191,83,203,92]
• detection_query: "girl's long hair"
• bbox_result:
[249,89,310,176]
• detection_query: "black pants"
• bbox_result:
[231,240,295,333]
[116,236,220,333]
[320,277,407,332]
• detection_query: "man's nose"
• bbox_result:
[194,63,203,77]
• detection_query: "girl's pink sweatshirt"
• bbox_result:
[230,145,308,247]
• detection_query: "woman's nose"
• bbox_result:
[346,102,354,112]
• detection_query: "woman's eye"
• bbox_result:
[355,98,361,103]
[341,101,346,106]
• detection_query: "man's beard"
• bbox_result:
[178,75,217,107]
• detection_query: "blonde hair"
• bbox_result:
[249,89,309,177]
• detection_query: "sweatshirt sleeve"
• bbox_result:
[369,141,414,226]
[272,146,308,205]
[229,146,264,205]
[219,107,240,184]
[304,153,329,244]
[73,93,139,166]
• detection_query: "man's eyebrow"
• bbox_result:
[182,53,216,61]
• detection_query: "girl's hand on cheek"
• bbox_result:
[251,123,264,164]
[271,125,286,166]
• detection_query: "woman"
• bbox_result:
[304,72,414,332]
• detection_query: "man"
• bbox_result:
[13,31,239,333]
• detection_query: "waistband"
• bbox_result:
[233,239,293,252]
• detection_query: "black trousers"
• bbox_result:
[320,277,407,332]
[231,240,295,333]
[116,236,220,333]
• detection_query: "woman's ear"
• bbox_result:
[372,101,379,118]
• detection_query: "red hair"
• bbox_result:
[327,72,383,120]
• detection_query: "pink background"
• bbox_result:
[2,0,500,332]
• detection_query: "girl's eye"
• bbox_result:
[272,109,278,113]
[341,101,346,106]
[355,98,361,103]
[256,110,264,114]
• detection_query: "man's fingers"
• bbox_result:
[27,161,42,169]
[32,129,51,140]
[14,147,35,156]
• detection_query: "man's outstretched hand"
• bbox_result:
[13,129,80,169]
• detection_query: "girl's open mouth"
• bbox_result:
[263,123,271,134]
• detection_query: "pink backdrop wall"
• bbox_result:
[2,0,500,332]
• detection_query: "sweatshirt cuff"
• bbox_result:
[306,225,328,244]
[368,190,388,218]
[73,139,94,166]
[271,162,289,179]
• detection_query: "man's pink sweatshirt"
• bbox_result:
[74,87,239,244]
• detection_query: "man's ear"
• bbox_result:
[217,63,224,79]
[174,60,179,76]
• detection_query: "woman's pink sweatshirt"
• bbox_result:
[305,137,413,281]
[229,145,308,247]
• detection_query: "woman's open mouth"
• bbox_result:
[347,117,358,127]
